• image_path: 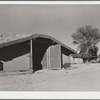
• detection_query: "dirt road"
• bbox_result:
[0,63,100,91]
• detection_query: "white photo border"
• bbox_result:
[0,1,100,99]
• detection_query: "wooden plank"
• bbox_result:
[30,39,33,70]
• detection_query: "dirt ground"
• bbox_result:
[0,63,100,91]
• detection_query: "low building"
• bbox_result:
[69,54,83,64]
[0,34,77,72]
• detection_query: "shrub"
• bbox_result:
[62,63,71,69]
[90,60,97,63]
[97,59,100,63]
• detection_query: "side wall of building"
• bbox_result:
[3,54,30,72]
[3,44,62,72]
[2,44,70,72]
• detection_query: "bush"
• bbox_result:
[97,59,100,63]
[62,63,71,69]
[90,60,97,63]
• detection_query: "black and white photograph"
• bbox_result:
[1,2,100,93]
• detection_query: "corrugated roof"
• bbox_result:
[0,34,77,54]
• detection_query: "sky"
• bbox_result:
[0,4,100,53]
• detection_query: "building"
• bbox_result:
[69,54,83,64]
[0,34,77,72]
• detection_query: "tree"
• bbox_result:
[81,53,91,63]
[72,25,100,62]
[89,46,98,57]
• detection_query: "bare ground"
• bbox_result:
[0,63,100,91]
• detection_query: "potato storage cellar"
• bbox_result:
[0,34,77,72]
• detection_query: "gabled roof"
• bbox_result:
[0,34,77,54]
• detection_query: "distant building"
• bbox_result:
[0,34,77,72]
[69,54,83,64]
